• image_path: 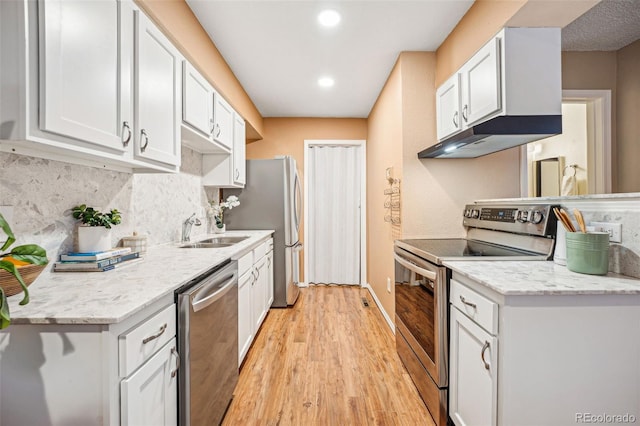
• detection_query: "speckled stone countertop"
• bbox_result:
[444,260,640,296]
[7,231,273,325]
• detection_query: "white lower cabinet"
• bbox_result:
[237,238,274,364]
[449,307,498,426]
[449,273,640,426]
[121,338,178,426]
[0,296,177,426]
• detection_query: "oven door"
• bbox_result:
[394,245,449,387]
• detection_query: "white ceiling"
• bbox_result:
[562,0,640,51]
[186,0,473,118]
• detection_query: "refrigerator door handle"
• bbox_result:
[294,171,301,234]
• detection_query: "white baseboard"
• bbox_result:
[363,283,395,334]
[297,281,308,288]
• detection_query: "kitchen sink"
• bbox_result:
[179,236,249,248]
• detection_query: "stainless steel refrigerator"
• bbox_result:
[223,156,302,307]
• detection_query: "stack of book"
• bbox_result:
[53,247,144,272]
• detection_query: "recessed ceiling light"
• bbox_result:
[318,9,341,27]
[318,77,335,88]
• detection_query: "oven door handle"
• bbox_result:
[394,253,437,281]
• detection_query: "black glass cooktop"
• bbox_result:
[396,238,544,265]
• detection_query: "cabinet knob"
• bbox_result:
[140,129,149,152]
[122,121,132,147]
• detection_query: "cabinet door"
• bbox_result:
[214,93,234,149]
[449,307,498,426]
[232,113,246,185]
[134,11,181,166]
[238,270,254,364]
[183,61,214,137]
[252,257,268,332]
[121,338,179,426]
[39,0,129,152]
[266,250,274,307]
[460,37,501,127]
[436,73,461,140]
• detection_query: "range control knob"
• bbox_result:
[463,209,471,218]
[516,210,528,223]
[530,210,544,224]
[471,209,480,219]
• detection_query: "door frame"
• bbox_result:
[303,139,367,287]
[520,89,612,196]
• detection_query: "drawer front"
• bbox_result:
[253,240,267,260]
[450,279,498,335]
[266,238,273,253]
[238,251,253,277]
[119,304,176,377]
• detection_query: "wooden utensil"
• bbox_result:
[553,207,576,232]
[574,208,587,233]
[559,208,577,232]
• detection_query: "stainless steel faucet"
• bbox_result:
[182,213,202,242]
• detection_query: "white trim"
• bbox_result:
[297,281,308,288]
[520,90,612,196]
[364,283,395,334]
[303,139,367,286]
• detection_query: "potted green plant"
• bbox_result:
[72,204,122,253]
[0,213,48,329]
[208,195,240,234]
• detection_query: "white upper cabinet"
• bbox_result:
[213,94,234,150]
[180,61,230,154]
[0,0,182,173]
[460,37,501,127]
[435,27,561,143]
[232,113,246,186]
[39,0,128,152]
[435,73,462,140]
[183,62,214,137]
[133,10,182,168]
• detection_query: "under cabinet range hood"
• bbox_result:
[418,115,562,159]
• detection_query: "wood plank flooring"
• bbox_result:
[222,285,434,426]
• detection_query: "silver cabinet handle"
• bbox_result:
[170,346,180,378]
[462,105,468,122]
[142,323,167,344]
[140,129,149,152]
[452,111,458,128]
[209,118,215,135]
[215,123,221,138]
[255,266,260,281]
[122,121,132,147]
[235,168,240,180]
[459,295,477,309]
[481,341,490,371]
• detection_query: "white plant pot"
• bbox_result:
[213,224,226,234]
[77,226,112,253]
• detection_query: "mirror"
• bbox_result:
[524,0,640,196]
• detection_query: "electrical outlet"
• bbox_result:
[590,222,622,243]
[387,277,391,293]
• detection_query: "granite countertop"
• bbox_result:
[444,260,640,296]
[6,230,274,325]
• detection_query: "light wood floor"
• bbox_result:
[222,285,434,426]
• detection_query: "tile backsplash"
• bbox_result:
[0,148,215,261]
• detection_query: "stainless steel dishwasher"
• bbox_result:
[176,260,238,426]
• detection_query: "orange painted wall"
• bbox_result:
[366,59,404,322]
[246,118,368,281]
[135,0,264,139]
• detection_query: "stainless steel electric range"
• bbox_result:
[393,203,558,425]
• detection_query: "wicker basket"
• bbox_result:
[0,264,46,297]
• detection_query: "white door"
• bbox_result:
[436,73,462,140]
[39,0,129,151]
[306,143,363,285]
[461,37,501,126]
[182,61,214,137]
[449,307,498,426]
[252,257,268,331]
[238,270,253,364]
[121,339,178,426]
[134,10,181,166]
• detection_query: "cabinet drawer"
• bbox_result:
[450,279,498,335]
[238,251,253,277]
[266,238,273,253]
[119,304,176,377]
[253,241,267,260]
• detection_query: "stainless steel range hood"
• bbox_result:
[418,115,562,159]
